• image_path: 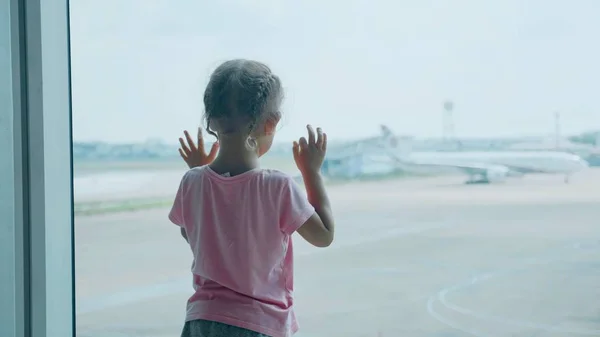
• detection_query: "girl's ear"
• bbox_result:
[263,115,280,135]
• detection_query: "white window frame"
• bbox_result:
[1,0,74,336]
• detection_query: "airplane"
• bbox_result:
[321,125,590,184]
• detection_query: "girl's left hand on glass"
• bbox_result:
[178,127,219,169]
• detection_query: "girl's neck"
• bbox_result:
[209,141,259,177]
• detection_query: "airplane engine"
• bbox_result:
[485,167,510,182]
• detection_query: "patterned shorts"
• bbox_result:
[180,319,271,337]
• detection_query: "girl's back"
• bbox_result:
[169,165,314,337]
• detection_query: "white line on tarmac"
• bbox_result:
[427,296,494,337]
[438,269,600,334]
[427,241,600,336]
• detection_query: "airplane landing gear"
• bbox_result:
[465,179,491,185]
[466,174,490,185]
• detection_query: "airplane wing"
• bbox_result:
[389,155,516,177]
[494,164,546,174]
[443,162,545,175]
[409,161,510,175]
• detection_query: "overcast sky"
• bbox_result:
[70,0,600,143]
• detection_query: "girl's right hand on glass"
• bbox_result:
[293,124,327,175]
[178,128,219,169]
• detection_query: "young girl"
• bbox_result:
[169,59,336,337]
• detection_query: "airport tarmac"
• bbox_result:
[75,171,600,337]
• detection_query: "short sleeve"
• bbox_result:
[168,173,187,227]
[279,177,315,235]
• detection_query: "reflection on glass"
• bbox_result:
[73,1,600,336]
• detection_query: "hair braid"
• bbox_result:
[247,74,273,135]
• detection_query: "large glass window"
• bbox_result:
[71,1,600,337]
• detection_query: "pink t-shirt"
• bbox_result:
[168,165,315,337]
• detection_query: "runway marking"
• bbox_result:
[427,296,494,337]
[439,284,600,335]
[427,241,600,336]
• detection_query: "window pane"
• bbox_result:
[2,0,74,336]
[31,0,74,334]
[73,2,600,337]
[0,0,19,334]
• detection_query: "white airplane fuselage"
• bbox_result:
[399,150,589,184]
[408,151,588,174]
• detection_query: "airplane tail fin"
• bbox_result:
[380,124,393,139]
[379,124,412,158]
